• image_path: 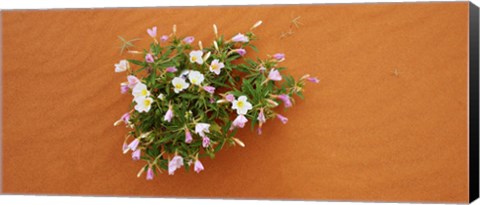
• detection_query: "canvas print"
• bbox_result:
[1,1,479,203]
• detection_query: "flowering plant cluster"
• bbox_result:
[114,21,319,180]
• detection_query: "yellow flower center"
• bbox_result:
[212,64,218,70]
[141,89,148,96]
[191,56,197,61]
[191,79,197,84]
[144,99,151,106]
[237,101,244,108]
[175,83,182,89]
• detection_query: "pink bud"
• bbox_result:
[277,94,292,108]
[203,86,215,94]
[235,48,247,56]
[160,35,169,42]
[145,53,154,63]
[164,106,174,122]
[165,66,178,73]
[257,108,266,124]
[307,77,320,83]
[183,36,195,44]
[185,128,192,143]
[120,83,129,94]
[194,160,204,173]
[276,114,288,124]
[128,138,140,151]
[257,127,263,135]
[146,167,154,180]
[132,149,141,161]
[121,112,130,123]
[202,137,211,148]
[226,94,235,102]
[273,53,285,60]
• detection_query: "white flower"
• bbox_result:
[132,83,150,99]
[114,60,129,72]
[188,70,205,86]
[232,95,253,115]
[209,59,225,75]
[231,33,249,43]
[134,97,153,113]
[189,50,204,65]
[195,123,210,137]
[157,93,164,100]
[172,77,190,93]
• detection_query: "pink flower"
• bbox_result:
[231,33,249,43]
[165,66,177,73]
[194,160,204,173]
[146,167,154,180]
[132,149,141,160]
[203,86,215,94]
[226,94,235,102]
[120,83,129,94]
[114,112,131,126]
[235,48,247,56]
[127,138,140,152]
[164,106,174,122]
[277,94,292,108]
[145,53,154,63]
[276,114,288,124]
[147,26,157,38]
[121,112,130,123]
[257,108,266,125]
[183,36,195,44]
[231,115,248,130]
[168,155,184,175]
[307,77,320,83]
[185,128,192,143]
[202,137,211,148]
[127,75,140,89]
[160,35,169,42]
[268,69,282,81]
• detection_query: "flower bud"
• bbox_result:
[132,149,141,161]
[213,41,219,51]
[213,24,218,37]
[203,51,211,62]
[146,166,154,180]
[266,99,279,107]
[137,166,146,178]
[250,20,263,30]
[233,137,245,147]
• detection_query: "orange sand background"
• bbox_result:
[1,2,471,203]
